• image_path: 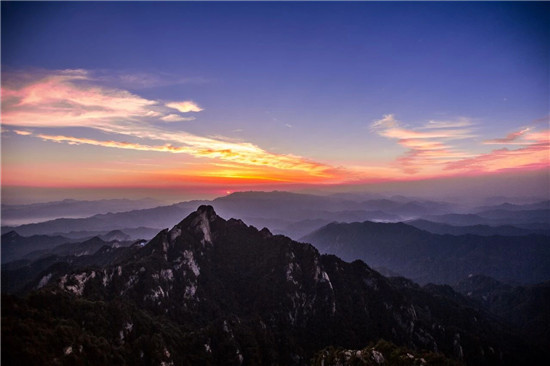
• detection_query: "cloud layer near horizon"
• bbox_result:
[1,69,340,181]
[2,69,548,187]
[371,114,549,176]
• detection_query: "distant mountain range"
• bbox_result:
[2,206,546,365]
[1,231,76,264]
[407,219,550,236]
[1,230,137,264]
[1,200,207,237]
[472,201,550,213]
[3,191,548,241]
[301,221,550,285]
[1,198,162,226]
[3,191,548,288]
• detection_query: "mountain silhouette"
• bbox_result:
[2,206,546,365]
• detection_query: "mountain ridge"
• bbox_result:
[301,220,550,285]
[4,206,546,365]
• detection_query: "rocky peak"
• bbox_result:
[196,204,217,218]
[166,205,221,246]
[100,230,131,242]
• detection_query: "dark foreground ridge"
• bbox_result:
[2,206,547,365]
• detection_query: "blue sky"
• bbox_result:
[2,1,549,202]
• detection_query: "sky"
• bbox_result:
[1,1,549,203]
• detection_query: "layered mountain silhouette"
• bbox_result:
[3,192,548,243]
[1,231,75,264]
[407,219,550,236]
[1,198,162,226]
[1,201,205,237]
[302,221,550,285]
[2,206,546,365]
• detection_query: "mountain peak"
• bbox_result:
[163,205,220,247]
[196,204,217,219]
[2,230,21,239]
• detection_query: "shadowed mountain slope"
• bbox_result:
[301,221,550,285]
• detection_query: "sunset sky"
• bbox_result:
[2,2,549,203]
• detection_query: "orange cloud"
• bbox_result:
[381,128,474,140]
[445,129,550,173]
[2,69,341,183]
[34,133,339,178]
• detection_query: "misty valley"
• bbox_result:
[2,191,549,365]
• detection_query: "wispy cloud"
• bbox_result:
[2,70,158,129]
[421,118,474,129]
[33,132,339,179]
[371,114,398,130]
[372,115,475,140]
[13,130,32,136]
[371,114,548,177]
[446,129,549,172]
[5,69,547,187]
[160,114,195,122]
[484,127,531,145]
[371,114,475,174]
[2,69,339,181]
[165,100,203,113]
[379,127,475,140]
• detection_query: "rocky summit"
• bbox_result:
[2,206,546,365]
